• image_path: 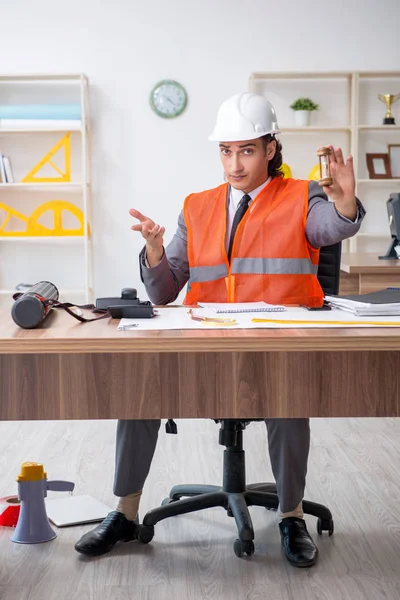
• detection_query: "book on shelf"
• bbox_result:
[3,156,14,182]
[0,155,14,183]
[0,103,81,120]
[0,155,6,183]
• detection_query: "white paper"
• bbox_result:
[117,307,400,330]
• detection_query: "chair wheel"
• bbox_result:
[317,518,334,536]
[161,497,176,506]
[137,525,154,544]
[233,538,255,558]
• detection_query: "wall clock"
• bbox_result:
[150,80,188,119]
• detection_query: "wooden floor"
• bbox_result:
[0,418,399,600]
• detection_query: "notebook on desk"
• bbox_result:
[325,288,400,316]
[197,302,285,314]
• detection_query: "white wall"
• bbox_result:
[2,0,400,301]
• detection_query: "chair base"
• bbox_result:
[141,426,334,556]
[142,481,334,556]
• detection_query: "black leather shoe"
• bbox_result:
[279,517,319,568]
[75,511,138,556]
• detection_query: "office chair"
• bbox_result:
[138,243,341,557]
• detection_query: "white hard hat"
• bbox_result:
[209,92,281,142]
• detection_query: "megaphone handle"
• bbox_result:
[47,480,75,493]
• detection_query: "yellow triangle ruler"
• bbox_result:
[21,133,71,183]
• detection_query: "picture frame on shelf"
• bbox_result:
[388,144,400,178]
[366,153,392,179]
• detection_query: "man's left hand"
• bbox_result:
[321,146,357,220]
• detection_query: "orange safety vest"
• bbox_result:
[183,178,324,307]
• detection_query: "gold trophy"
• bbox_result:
[378,94,400,125]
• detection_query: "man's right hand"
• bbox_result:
[129,209,165,267]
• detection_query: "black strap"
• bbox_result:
[46,299,109,322]
[227,193,251,262]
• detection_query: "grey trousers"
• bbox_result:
[114,419,310,514]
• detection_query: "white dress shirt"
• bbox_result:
[226,178,271,249]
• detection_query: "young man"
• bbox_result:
[75,93,365,568]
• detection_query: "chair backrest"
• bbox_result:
[317,242,342,296]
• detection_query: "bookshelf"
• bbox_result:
[249,71,400,253]
[0,73,92,306]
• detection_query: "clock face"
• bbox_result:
[150,80,187,118]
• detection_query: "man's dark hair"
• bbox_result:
[261,134,283,178]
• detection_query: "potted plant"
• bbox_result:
[290,97,319,126]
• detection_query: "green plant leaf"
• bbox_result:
[290,97,319,111]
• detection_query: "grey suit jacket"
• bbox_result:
[139,180,365,305]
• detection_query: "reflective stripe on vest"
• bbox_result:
[189,258,317,283]
[189,264,228,283]
[231,257,318,276]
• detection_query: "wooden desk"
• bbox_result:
[340,252,400,295]
[0,309,399,421]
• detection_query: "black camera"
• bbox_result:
[96,288,154,318]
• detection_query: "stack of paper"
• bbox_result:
[325,288,400,316]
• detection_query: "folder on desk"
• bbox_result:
[325,288,400,316]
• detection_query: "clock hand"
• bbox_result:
[165,96,177,108]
